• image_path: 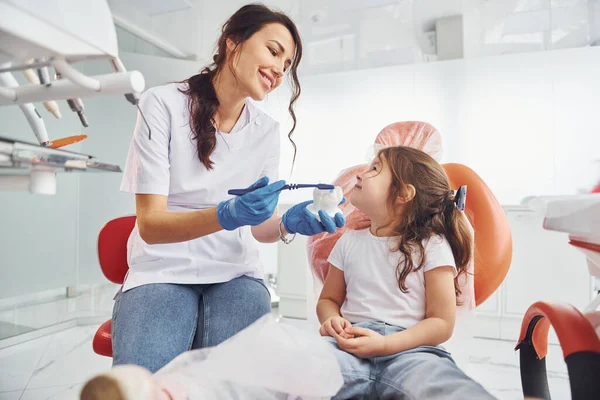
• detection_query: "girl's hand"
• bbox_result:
[319,316,352,338]
[334,326,387,358]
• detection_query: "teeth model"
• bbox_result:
[307,186,344,221]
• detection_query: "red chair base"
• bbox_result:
[93,319,113,357]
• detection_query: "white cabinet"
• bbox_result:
[474,207,593,344]
[277,233,310,319]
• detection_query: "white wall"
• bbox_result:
[0,84,82,299]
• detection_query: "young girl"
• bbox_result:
[317,146,496,399]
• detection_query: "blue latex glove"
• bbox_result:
[217,177,286,231]
[282,199,346,235]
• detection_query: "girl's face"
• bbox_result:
[350,157,394,220]
[227,23,296,101]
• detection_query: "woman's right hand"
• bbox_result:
[217,177,286,231]
[319,316,352,339]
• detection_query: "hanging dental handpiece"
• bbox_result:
[52,58,92,128]
[110,58,140,106]
[110,57,151,139]
[0,61,50,145]
[36,62,51,86]
[53,71,88,127]
[66,96,88,127]
[22,58,62,120]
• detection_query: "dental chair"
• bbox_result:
[307,121,513,309]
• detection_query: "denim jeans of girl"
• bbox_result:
[325,321,496,400]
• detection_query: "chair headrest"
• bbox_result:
[374,121,443,162]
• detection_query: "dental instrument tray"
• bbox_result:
[228,183,334,196]
[0,135,121,173]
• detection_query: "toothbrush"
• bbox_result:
[228,183,335,196]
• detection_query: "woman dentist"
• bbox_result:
[113,4,346,373]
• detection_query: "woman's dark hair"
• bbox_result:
[180,3,303,170]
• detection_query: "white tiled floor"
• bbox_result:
[0,316,572,400]
[0,324,110,400]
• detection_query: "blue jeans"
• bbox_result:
[111,275,271,373]
[326,321,496,400]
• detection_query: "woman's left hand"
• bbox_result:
[282,199,346,235]
[334,326,387,358]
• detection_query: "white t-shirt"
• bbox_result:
[327,229,457,329]
[120,82,281,292]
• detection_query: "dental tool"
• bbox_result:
[228,183,335,196]
[0,63,50,145]
[67,97,89,127]
[22,59,62,119]
[36,65,51,86]
[47,134,88,149]
[54,72,89,127]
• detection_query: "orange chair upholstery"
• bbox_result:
[444,163,512,306]
[92,215,136,357]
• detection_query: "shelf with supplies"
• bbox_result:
[0,135,121,195]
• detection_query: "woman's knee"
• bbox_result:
[199,277,271,347]
[240,277,271,315]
